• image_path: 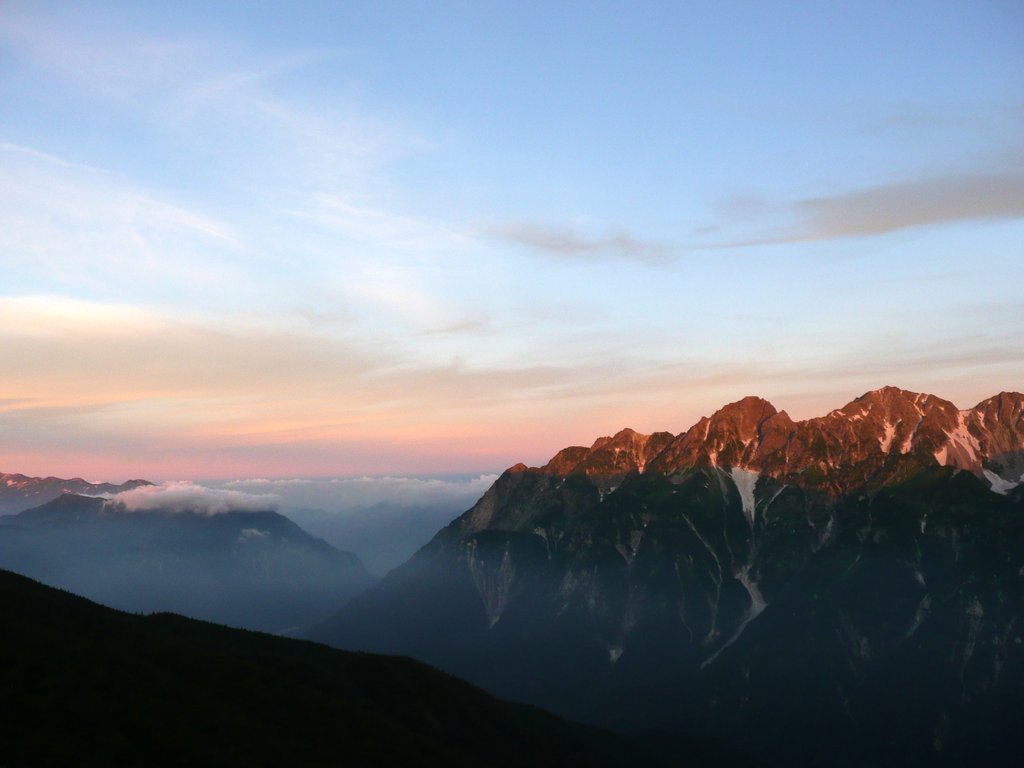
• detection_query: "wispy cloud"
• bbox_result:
[113,481,279,514]
[417,317,489,336]
[292,194,469,250]
[0,143,244,296]
[0,7,428,205]
[0,14,453,329]
[0,9,208,101]
[484,221,671,263]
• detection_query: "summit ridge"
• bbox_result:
[525,387,1024,497]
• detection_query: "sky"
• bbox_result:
[1,1,1022,482]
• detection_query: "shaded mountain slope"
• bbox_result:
[0,569,724,768]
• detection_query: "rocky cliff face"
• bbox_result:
[314,388,1024,767]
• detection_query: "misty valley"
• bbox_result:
[2,388,1023,767]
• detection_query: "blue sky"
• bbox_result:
[1,1,1022,480]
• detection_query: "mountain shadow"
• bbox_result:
[0,568,729,768]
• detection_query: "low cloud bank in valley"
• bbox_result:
[215,475,499,575]
[220,475,497,514]
[113,481,280,515]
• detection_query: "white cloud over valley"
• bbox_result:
[221,475,497,514]
[113,481,280,515]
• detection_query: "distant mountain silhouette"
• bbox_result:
[0,493,375,634]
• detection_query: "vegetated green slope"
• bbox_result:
[0,569,725,768]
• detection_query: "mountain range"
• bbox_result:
[0,493,374,633]
[0,471,151,515]
[313,387,1024,767]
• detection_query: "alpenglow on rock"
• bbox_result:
[313,388,1024,768]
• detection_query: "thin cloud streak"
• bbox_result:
[291,194,470,250]
[485,221,672,264]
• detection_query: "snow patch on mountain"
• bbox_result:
[238,528,270,541]
[945,412,981,465]
[901,418,922,454]
[730,468,759,525]
[879,421,897,453]
[700,568,767,669]
[982,469,1020,495]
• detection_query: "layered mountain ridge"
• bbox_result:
[0,471,151,515]
[315,387,1024,767]
[0,493,375,633]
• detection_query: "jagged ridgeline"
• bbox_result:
[312,388,1024,768]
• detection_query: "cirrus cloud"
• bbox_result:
[483,220,671,263]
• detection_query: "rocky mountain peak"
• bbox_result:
[974,391,1024,423]
[538,428,673,480]
[704,395,778,447]
[528,387,1024,497]
[647,396,778,473]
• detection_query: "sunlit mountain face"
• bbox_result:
[314,388,1024,768]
